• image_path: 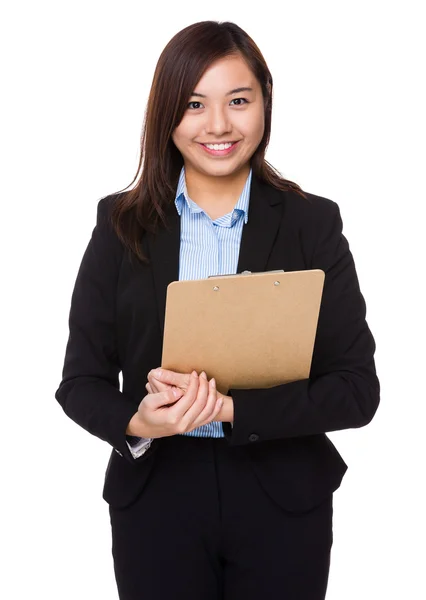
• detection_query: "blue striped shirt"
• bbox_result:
[175,165,252,438]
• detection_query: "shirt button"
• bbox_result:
[248,433,259,442]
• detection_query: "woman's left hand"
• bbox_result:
[147,368,234,422]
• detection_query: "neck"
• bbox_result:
[184,164,251,209]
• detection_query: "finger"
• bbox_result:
[200,380,224,425]
[168,371,200,422]
[148,386,184,409]
[148,371,171,392]
[146,381,171,396]
[179,372,212,430]
[148,376,183,409]
[186,378,222,429]
[148,372,171,394]
[152,368,191,391]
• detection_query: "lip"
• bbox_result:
[199,141,240,157]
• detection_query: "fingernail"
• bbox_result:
[211,378,216,388]
[192,370,198,378]
[172,388,179,398]
[154,369,162,378]
[200,371,207,380]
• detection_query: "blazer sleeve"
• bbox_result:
[223,200,380,445]
[55,196,149,464]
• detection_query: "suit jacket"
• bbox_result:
[55,173,380,512]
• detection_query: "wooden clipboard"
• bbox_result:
[161,269,325,395]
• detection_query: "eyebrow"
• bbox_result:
[190,87,254,98]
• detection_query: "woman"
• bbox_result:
[55,20,380,600]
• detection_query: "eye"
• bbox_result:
[187,101,204,110]
[230,98,248,106]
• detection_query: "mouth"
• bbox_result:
[199,141,240,157]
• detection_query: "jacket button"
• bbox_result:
[248,433,259,442]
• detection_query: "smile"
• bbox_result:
[199,141,240,156]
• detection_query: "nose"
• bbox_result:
[205,105,232,136]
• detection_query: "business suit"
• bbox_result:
[55,171,379,598]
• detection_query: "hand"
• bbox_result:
[146,368,234,423]
[126,371,224,439]
[146,368,192,397]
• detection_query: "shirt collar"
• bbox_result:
[174,166,251,224]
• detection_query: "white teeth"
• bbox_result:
[204,142,234,150]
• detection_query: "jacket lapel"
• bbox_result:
[237,172,284,273]
[146,204,180,337]
[147,172,285,337]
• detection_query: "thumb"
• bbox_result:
[155,386,184,407]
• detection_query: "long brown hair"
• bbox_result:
[109,20,306,263]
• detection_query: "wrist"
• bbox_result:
[215,394,234,422]
[126,412,150,438]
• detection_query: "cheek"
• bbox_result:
[173,119,197,146]
[171,128,183,149]
[254,109,265,138]
[172,123,187,146]
[240,110,265,142]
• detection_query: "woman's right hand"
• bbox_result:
[126,371,223,439]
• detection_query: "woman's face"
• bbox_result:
[172,54,265,178]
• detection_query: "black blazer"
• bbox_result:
[55,173,380,512]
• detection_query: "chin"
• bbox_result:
[200,164,240,177]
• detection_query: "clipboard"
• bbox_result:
[161,269,325,395]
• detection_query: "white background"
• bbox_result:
[2,1,425,598]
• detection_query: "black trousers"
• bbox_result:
[109,435,334,600]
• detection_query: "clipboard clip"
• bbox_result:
[208,271,251,278]
[208,269,284,278]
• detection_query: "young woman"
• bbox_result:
[55,20,380,600]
